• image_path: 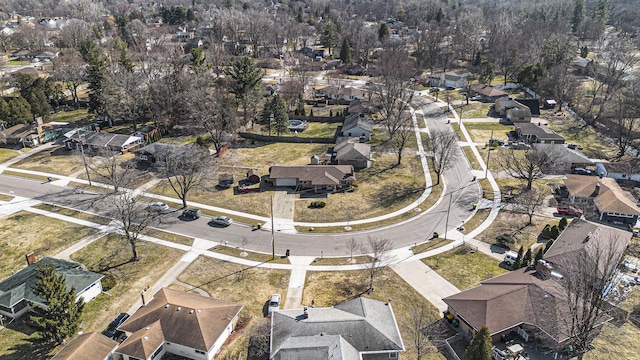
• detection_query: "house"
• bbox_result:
[113,288,243,360]
[133,143,181,164]
[443,219,630,345]
[469,84,508,102]
[563,175,640,224]
[52,332,118,360]
[0,257,103,320]
[515,99,541,116]
[428,71,469,89]
[531,144,593,171]
[64,130,143,153]
[595,158,640,182]
[330,137,372,169]
[515,123,565,144]
[494,97,532,123]
[341,113,373,140]
[315,86,366,102]
[269,165,355,191]
[270,297,405,359]
[0,123,43,147]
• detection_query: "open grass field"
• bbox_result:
[303,268,446,359]
[0,211,97,279]
[279,121,339,138]
[295,154,425,222]
[545,113,618,160]
[177,256,291,359]
[0,147,20,163]
[463,122,513,144]
[46,109,90,123]
[422,245,508,290]
[33,203,112,225]
[475,211,559,251]
[458,103,493,119]
[12,145,85,175]
[585,321,640,360]
[70,234,185,335]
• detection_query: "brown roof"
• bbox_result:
[564,175,640,215]
[335,137,371,162]
[516,123,565,141]
[116,320,164,360]
[52,332,118,360]
[469,84,508,98]
[118,288,243,353]
[270,165,355,186]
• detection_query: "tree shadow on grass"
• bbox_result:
[3,319,57,360]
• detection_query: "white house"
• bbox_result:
[341,113,373,140]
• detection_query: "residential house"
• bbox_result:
[52,332,118,360]
[495,97,532,123]
[0,257,103,320]
[133,143,181,164]
[516,99,541,116]
[331,137,372,169]
[0,123,42,147]
[270,297,405,359]
[563,175,640,224]
[64,130,143,153]
[316,86,366,102]
[443,219,630,346]
[595,158,640,182]
[341,113,373,140]
[269,165,355,191]
[469,84,508,102]
[531,144,593,171]
[428,71,469,89]
[113,288,243,360]
[515,123,565,144]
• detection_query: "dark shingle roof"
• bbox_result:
[342,113,373,133]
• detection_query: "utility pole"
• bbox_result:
[485,130,493,179]
[444,192,453,240]
[79,133,92,186]
[271,195,275,260]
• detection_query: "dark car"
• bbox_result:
[102,312,130,339]
[182,208,202,219]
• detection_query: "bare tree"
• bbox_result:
[347,238,360,263]
[247,317,271,359]
[106,190,156,261]
[156,145,212,208]
[424,129,459,185]
[513,187,548,225]
[58,18,92,49]
[360,237,394,291]
[402,302,439,360]
[554,234,629,359]
[86,149,137,193]
[611,84,640,159]
[101,63,149,132]
[52,53,86,109]
[499,146,560,190]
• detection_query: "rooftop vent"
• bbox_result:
[145,327,150,330]
[197,309,201,313]
[165,304,170,308]
[189,309,194,314]
[177,307,181,311]
[143,336,148,340]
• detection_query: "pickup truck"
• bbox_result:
[557,205,583,217]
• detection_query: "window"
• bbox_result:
[151,345,163,359]
[389,352,398,359]
[140,155,148,161]
[195,349,206,355]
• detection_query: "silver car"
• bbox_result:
[210,216,233,226]
[146,202,169,212]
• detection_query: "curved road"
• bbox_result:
[0,97,481,257]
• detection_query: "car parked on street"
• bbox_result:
[102,312,129,340]
[146,202,169,212]
[182,208,202,219]
[210,216,233,226]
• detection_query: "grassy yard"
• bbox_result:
[475,211,559,251]
[70,234,185,335]
[463,122,513,144]
[303,268,446,359]
[46,109,91,123]
[0,211,97,279]
[422,245,508,290]
[458,103,493,119]
[209,245,290,264]
[585,321,640,359]
[177,256,291,359]
[545,114,618,159]
[412,237,454,254]
[0,170,55,182]
[0,194,15,201]
[295,154,425,222]
[12,146,85,175]
[33,203,112,225]
[280,121,339,138]
[0,318,60,360]
[0,147,21,163]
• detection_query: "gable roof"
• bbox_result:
[470,84,508,98]
[335,137,371,162]
[516,123,565,141]
[269,165,355,186]
[65,130,142,149]
[563,175,640,215]
[0,257,103,308]
[342,113,373,133]
[52,332,118,360]
[116,320,164,360]
[117,288,243,353]
[507,107,532,119]
[428,71,466,82]
[532,144,592,165]
[516,99,541,115]
[270,297,404,360]
[133,142,182,156]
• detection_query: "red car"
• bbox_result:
[557,205,583,217]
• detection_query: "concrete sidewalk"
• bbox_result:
[283,256,315,309]
[391,260,459,313]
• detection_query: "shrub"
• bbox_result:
[496,234,515,247]
[550,225,560,239]
[310,201,326,208]
[544,239,554,254]
[558,217,568,231]
[540,224,552,239]
[102,274,117,291]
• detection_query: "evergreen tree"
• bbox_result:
[30,261,84,344]
[260,98,273,135]
[226,56,263,126]
[296,7,304,22]
[544,239,555,254]
[572,0,585,34]
[4,96,33,125]
[320,21,338,55]
[296,93,306,116]
[80,39,107,115]
[523,248,532,267]
[464,326,492,360]
[190,47,208,73]
[534,247,544,263]
[378,23,389,43]
[271,95,289,136]
[558,217,568,231]
[340,38,352,64]
[514,246,524,269]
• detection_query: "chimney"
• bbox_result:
[535,260,553,280]
[25,252,36,266]
[594,183,600,195]
[140,286,151,306]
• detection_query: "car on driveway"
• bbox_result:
[470,95,482,101]
[210,216,233,226]
[268,294,281,314]
[557,205,583,217]
[146,202,169,212]
[182,208,202,219]
[571,167,592,175]
[102,312,129,340]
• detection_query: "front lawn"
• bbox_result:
[475,212,559,251]
[12,146,85,175]
[463,122,513,144]
[0,211,97,278]
[458,103,493,119]
[0,148,20,164]
[46,109,91,124]
[422,245,508,290]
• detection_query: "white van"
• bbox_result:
[268,294,281,314]
[503,251,518,267]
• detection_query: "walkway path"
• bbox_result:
[391,261,459,313]
[283,256,315,309]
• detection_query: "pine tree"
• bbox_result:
[260,98,273,135]
[514,246,524,269]
[523,248,532,267]
[79,39,107,115]
[558,217,568,231]
[30,261,84,344]
[544,239,554,254]
[534,247,544,263]
[271,95,289,136]
[340,38,352,64]
[321,21,338,55]
[378,23,389,43]
[464,326,492,360]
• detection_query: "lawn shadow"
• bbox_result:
[3,319,57,360]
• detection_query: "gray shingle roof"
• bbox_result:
[342,113,373,133]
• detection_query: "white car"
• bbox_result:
[268,294,281,314]
[210,216,233,226]
[146,202,169,212]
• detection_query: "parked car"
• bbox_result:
[567,143,584,150]
[210,216,233,226]
[571,167,592,175]
[102,313,130,339]
[182,208,202,219]
[470,95,482,101]
[268,294,281,314]
[503,251,518,267]
[146,202,169,212]
[557,205,583,217]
